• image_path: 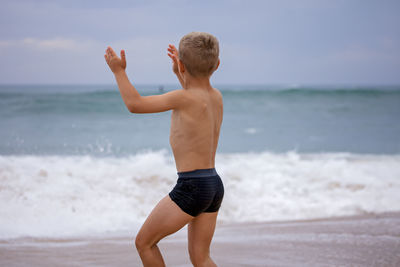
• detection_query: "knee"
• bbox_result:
[189,246,210,267]
[135,230,161,254]
[135,233,151,253]
[134,234,144,252]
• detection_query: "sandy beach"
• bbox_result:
[1,212,399,267]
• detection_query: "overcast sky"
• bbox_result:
[0,0,399,85]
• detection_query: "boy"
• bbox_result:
[104,32,224,267]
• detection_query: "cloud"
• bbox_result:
[1,0,400,84]
[23,38,79,50]
[0,37,95,51]
[0,35,179,84]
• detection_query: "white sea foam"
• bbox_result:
[1,151,400,238]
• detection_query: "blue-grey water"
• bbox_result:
[0,84,399,155]
[1,84,400,238]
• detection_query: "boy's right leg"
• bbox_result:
[135,195,193,267]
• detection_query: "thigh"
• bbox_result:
[188,212,218,254]
[137,195,194,246]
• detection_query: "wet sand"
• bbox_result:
[1,212,399,267]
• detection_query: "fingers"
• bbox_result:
[167,44,178,54]
[120,49,126,62]
[107,46,117,57]
[106,47,111,59]
[105,47,112,63]
[167,44,179,62]
[168,44,177,50]
[120,49,126,66]
[167,48,177,55]
[104,53,111,65]
[105,46,124,64]
[167,53,178,63]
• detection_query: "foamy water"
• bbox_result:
[1,150,399,239]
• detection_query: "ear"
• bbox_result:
[215,59,220,71]
[178,59,185,74]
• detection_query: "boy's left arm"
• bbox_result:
[105,46,185,113]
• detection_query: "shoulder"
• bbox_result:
[165,89,191,108]
[211,87,222,98]
[212,88,223,105]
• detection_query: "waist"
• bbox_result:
[177,168,218,178]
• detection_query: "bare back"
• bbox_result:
[170,87,223,172]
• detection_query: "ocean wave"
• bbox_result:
[1,151,400,238]
[1,84,399,96]
[219,86,400,97]
[1,84,399,117]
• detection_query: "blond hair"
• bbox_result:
[178,32,219,77]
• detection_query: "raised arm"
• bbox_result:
[167,44,185,89]
[104,46,186,113]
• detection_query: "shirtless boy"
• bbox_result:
[104,32,224,267]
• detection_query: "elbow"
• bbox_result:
[127,103,141,113]
[126,98,143,113]
[127,103,137,113]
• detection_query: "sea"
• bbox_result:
[1,84,400,239]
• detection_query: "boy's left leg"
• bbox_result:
[188,212,219,267]
[135,195,193,267]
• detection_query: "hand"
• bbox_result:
[167,44,179,74]
[104,46,126,73]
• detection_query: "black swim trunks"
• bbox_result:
[169,168,224,217]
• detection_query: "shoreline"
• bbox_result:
[1,212,399,266]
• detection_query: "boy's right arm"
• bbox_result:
[167,44,185,88]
